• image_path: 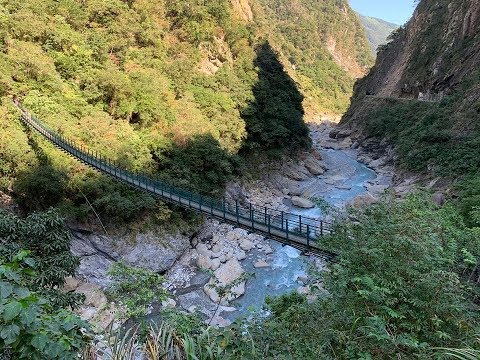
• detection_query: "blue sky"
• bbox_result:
[348,1,418,25]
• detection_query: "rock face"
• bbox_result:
[347,0,480,100]
[231,0,253,22]
[71,230,191,288]
[63,277,123,333]
[291,196,315,209]
[204,258,245,305]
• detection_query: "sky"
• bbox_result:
[348,1,418,25]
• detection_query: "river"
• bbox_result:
[225,148,377,319]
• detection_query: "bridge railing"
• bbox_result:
[16,102,333,253]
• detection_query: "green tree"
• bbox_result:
[242,42,311,154]
[0,250,89,360]
[0,209,82,309]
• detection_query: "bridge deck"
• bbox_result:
[16,103,335,259]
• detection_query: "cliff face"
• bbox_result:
[354,0,480,101]
[340,0,480,200]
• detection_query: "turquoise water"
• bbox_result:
[226,149,376,319]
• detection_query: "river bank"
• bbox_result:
[68,121,397,330]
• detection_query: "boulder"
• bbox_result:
[208,315,232,328]
[211,243,223,253]
[236,250,247,261]
[203,259,245,305]
[283,166,310,181]
[304,156,325,175]
[197,255,214,270]
[239,239,254,251]
[210,258,221,271]
[71,230,193,287]
[347,193,378,209]
[291,196,315,209]
[161,298,177,309]
[262,245,273,255]
[196,243,211,257]
[63,277,81,292]
[296,286,310,296]
[253,260,270,268]
[296,275,309,284]
[432,192,446,206]
[76,283,108,309]
[214,259,244,285]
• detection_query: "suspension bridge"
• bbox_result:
[15,102,335,259]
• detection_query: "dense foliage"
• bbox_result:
[355,71,480,225]
[0,251,89,359]
[107,262,168,318]
[0,0,374,224]
[0,208,83,308]
[253,0,374,114]
[217,194,480,359]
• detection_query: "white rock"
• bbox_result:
[236,250,247,261]
[297,286,310,295]
[253,260,270,268]
[210,258,221,271]
[197,255,213,270]
[212,243,222,253]
[208,315,232,328]
[196,243,211,257]
[263,245,273,254]
[161,298,177,309]
[291,196,315,209]
[239,239,254,251]
[78,307,97,321]
[76,283,108,309]
[214,259,244,285]
[211,252,222,259]
[203,259,245,305]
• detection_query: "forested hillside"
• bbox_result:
[252,0,374,114]
[0,0,372,224]
[358,14,398,54]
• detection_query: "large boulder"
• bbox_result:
[282,164,310,181]
[347,193,378,209]
[204,259,245,305]
[303,156,325,175]
[71,230,192,288]
[239,238,254,251]
[75,283,108,309]
[291,196,315,209]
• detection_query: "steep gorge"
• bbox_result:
[340,0,480,221]
[0,0,372,225]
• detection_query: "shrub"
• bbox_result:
[0,250,89,360]
[107,262,168,318]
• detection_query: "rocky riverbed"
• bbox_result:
[68,121,399,330]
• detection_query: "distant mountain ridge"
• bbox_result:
[357,14,398,54]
